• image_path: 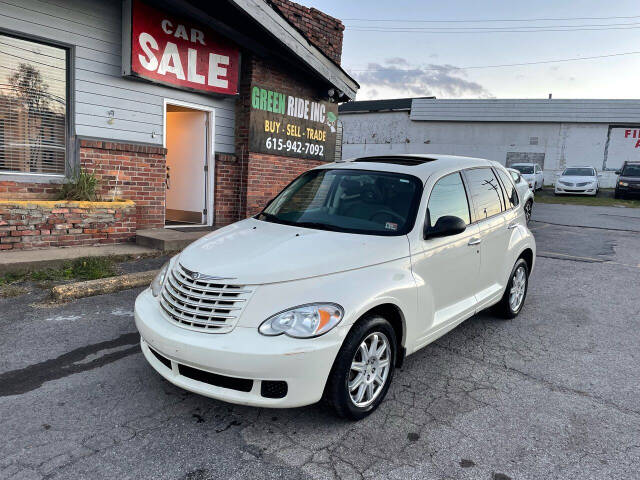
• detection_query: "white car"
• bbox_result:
[554,166,599,196]
[508,168,534,223]
[511,163,544,191]
[135,155,536,419]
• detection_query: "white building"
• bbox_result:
[339,98,640,188]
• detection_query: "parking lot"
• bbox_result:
[1,203,639,480]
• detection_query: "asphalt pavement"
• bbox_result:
[1,203,639,480]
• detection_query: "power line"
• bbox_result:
[342,14,640,23]
[347,25,640,34]
[346,20,640,31]
[346,51,640,73]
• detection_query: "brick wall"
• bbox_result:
[223,54,330,224]
[0,201,136,250]
[0,180,61,200]
[269,0,344,64]
[79,140,166,229]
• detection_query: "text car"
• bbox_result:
[135,155,536,419]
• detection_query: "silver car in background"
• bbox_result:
[508,168,534,223]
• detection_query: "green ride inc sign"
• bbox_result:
[249,85,338,161]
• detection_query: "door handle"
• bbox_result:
[468,237,481,246]
[507,222,518,229]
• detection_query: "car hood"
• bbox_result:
[520,173,535,181]
[177,218,410,285]
[557,176,596,183]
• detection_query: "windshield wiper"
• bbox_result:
[294,221,346,232]
[258,212,288,225]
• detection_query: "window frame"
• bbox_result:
[460,167,507,224]
[0,27,75,182]
[423,171,473,232]
[495,167,520,209]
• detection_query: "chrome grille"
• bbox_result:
[160,263,253,333]
[576,182,591,187]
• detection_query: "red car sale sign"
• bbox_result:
[124,0,240,96]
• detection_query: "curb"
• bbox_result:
[51,269,159,301]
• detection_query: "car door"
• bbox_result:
[410,172,480,347]
[462,167,512,309]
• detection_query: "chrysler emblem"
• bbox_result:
[180,264,236,282]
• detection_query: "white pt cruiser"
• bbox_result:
[135,155,536,420]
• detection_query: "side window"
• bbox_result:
[497,169,520,208]
[426,172,471,228]
[464,168,504,220]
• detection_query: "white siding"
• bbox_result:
[0,0,236,151]
[341,112,620,188]
[411,98,640,124]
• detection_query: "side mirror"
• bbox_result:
[424,215,467,240]
[597,172,603,177]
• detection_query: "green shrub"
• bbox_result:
[58,166,100,201]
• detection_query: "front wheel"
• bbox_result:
[494,258,529,319]
[324,316,396,420]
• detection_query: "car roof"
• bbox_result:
[315,154,495,182]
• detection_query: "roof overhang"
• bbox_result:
[229,0,358,100]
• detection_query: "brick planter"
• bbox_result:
[0,200,136,251]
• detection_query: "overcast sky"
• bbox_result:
[298,0,640,100]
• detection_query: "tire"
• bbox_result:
[324,316,397,420]
[524,200,533,224]
[494,258,529,319]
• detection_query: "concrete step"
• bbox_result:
[0,244,159,274]
[135,228,209,252]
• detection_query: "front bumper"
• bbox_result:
[134,289,344,408]
[554,185,597,195]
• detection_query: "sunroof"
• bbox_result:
[353,156,436,166]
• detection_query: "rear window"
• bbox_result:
[464,168,504,220]
[513,165,534,174]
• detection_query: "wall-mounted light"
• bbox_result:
[107,110,115,125]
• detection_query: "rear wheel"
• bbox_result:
[494,258,529,319]
[524,200,533,223]
[324,316,396,420]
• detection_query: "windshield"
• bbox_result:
[257,169,423,235]
[513,165,534,174]
[563,167,595,176]
[621,164,640,177]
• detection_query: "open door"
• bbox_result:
[165,104,209,226]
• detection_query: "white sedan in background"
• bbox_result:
[511,163,544,191]
[554,167,599,196]
[508,168,534,223]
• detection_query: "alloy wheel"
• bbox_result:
[509,265,527,312]
[348,332,391,408]
[524,201,532,222]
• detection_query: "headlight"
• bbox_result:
[619,181,629,187]
[151,261,170,297]
[259,303,344,338]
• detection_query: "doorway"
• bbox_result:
[164,100,215,227]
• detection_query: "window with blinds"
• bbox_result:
[0,34,67,175]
